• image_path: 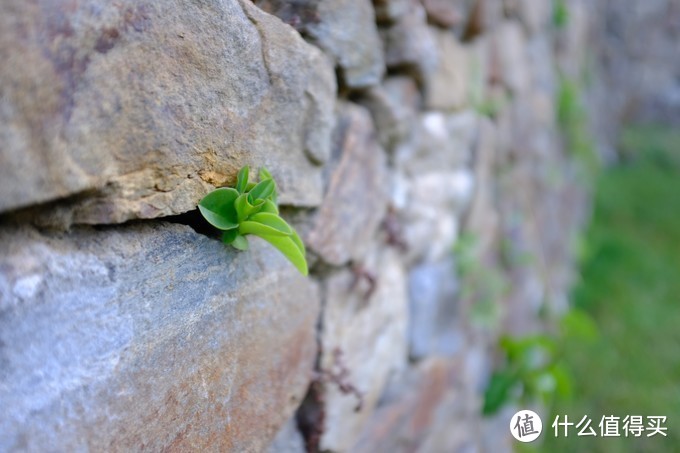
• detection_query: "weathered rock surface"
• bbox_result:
[267,417,306,453]
[259,0,385,88]
[422,0,475,29]
[464,117,499,259]
[352,355,484,452]
[395,111,479,175]
[307,103,389,266]
[373,0,411,23]
[319,248,408,451]
[358,76,421,149]
[0,223,320,452]
[408,257,464,359]
[0,0,336,222]
[382,1,438,81]
[491,20,530,94]
[424,29,470,111]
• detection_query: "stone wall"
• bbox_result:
[0,0,590,451]
[587,0,680,152]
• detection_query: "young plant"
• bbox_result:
[197,166,308,276]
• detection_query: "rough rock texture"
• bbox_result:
[257,0,385,89]
[307,103,389,266]
[0,223,320,452]
[0,0,336,221]
[382,0,438,81]
[319,248,408,451]
[408,258,463,359]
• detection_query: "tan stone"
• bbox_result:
[0,0,336,222]
[424,29,469,111]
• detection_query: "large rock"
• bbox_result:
[319,248,408,451]
[308,0,385,88]
[0,0,335,222]
[257,0,384,89]
[307,103,389,266]
[0,223,320,452]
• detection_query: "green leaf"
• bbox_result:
[248,179,275,203]
[483,370,519,415]
[198,188,239,230]
[256,234,308,276]
[236,166,250,193]
[259,168,279,204]
[240,219,291,237]
[231,234,250,251]
[259,199,279,214]
[245,182,256,191]
[259,167,273,181]
[248,212,293,235]
[290,229,306,256]
[222,229,239,244]
[235,193,264,222]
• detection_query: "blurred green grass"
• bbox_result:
[538,125,680,452]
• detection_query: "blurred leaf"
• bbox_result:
[256,234,308,276]
[260,199,279,214]
[259,167,273,181]
[483,370,519,415]
[232,234,249,251]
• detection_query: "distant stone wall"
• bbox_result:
[0,0,590,451]
[587,0,680,154]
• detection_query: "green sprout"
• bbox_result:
[197,166,308,276]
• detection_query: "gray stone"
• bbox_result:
[382,1,438,81]
[401,170,474,263]
[373,0,411,23]
[319,248,408,452]
[352,357,467,452]
[515,0,552,35]
[0,0,335,222]
[424,29,470,111]
[395,111,479,176]
[490,20,530,94]
[279,0,385,88]
[307,103,389,266]
[255,0,385,87]
[421,0,475,29]
[466,35,491,110]
[358,77,421,149]
[463,117,499,259]
[0,222,320,452]
[267,417,306,453]
[408,257,464,359]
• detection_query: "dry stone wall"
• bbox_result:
[0,0,590,451]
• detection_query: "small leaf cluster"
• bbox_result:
[482,310,598,415]
[198,166,308,275]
